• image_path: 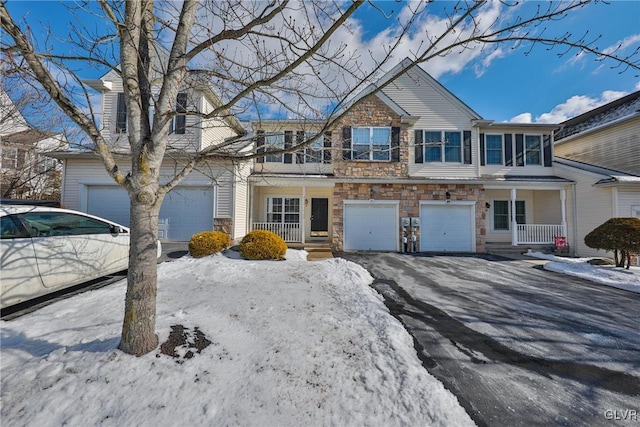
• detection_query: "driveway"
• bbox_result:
[340,252,640,427]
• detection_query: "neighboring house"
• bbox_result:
[0,88,65,200]
[249,59,571,253]
[554,91,640,260]
[51,67,248,242]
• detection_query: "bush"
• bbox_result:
[240,229,287,260]
[189,231,232,258]
[584,217,640,269]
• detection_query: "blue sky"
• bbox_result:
[4,0,640,124]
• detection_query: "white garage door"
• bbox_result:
[344,203,397,251]
[87,185,214,241]
[421,204,474,252]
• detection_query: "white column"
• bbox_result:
[560,188,567,237]
[301,186,306,244]
[511,188,518,246]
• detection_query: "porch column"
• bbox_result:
[301,186,306,244]
[511,188,518,246]
[560,188,567,237]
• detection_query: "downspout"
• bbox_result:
[571,182,578,256]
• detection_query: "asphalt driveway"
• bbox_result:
[340,252,640,427]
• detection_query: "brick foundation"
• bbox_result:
[213,218,233,236]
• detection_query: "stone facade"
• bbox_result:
[331,95,409,178]
[332,182,486,252]
[214,218,233,236]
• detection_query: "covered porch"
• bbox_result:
[484,180,572,247]
[248,175,334,244]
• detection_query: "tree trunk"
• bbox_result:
[118,193,162,356]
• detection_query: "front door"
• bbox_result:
[310,198,329,237]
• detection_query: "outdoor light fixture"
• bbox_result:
[445,191,451,203]
[486,202,491,209]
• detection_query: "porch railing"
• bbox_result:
[252,222,302,242]
[517,224,564,245]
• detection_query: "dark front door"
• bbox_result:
[310,198,329,237]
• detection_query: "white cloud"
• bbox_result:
[511,90,629,124]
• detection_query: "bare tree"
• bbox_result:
[1,0,637,356]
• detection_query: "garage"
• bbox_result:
[344,202,398,251]
[420,202,475,252]
[86,185,215,241]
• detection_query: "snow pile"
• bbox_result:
[1,250,474,426]
[527,251,640,293]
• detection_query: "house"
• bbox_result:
[248,59,572,253]
[554,91,640,260]
[0,88,65,200]
[50,68,249,242]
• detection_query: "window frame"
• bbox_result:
[1,147,19,169]
[115,92,127,134]
[484,134,504,165]
[169,92,188,135]
[266,197,301,224]
[264,132,285,163]
[492,200,526,231]
[351,127,391,162]
[304,133,324,164]
[420,130,463,164]
[524,134,542,166]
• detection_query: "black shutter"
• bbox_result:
[463,130,472,165]
[296,131,305,164]
[116,92,127,133]
[515,133,524,167]
[342,126,352,160]
[479,133,485,166]
[256,130,265,163]
[543,134,552,167]
[175,92,187,134]
[391,126,400,162]
[414,130,423,164]
[504,134,513,166]
[284,131,293,164]
[323,131,332,164]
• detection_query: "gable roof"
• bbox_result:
[336,58,481,122]
[555,90,640,142]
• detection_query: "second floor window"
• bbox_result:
[169,92,187,135]
[485,134,503,165]
[1,147,19,169]
[416,130,464,163]
[352,127,391,161]
[525,135,542,165]
[264,133,285,163]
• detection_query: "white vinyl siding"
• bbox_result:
[381,71,477,178]
[555,116,640,176]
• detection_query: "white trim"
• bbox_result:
[612,187,619,217]
[265,195,302,224]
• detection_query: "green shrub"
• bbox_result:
[584,217,640,269]
[240,229,287,260]
[189,231,232,258]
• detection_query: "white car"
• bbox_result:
[0,205,160,309]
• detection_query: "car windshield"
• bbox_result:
[21,212,114,237]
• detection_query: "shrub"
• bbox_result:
[584,217,640,269]
[189,231,232,258]
[240,229,287,260]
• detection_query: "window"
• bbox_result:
[264,133,285,163]
[116,92,127,133]
[1,147,18,169]
[170,92,187,135]
[493,200,526,230]
[352,127,391,161]
[485,134,503,165]
[37,155,57,174]
[21,212,114,237]
[525,135,542,165]
[421,130,462,163]
[267,197,300,224]
[304,135,323,163]
[0,215,30,239]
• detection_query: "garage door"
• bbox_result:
[87,185,214,241]
[344,203,397,251]
[421,204,474,252]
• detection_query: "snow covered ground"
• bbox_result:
[1,250,474,427]
[526,251,640,293]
